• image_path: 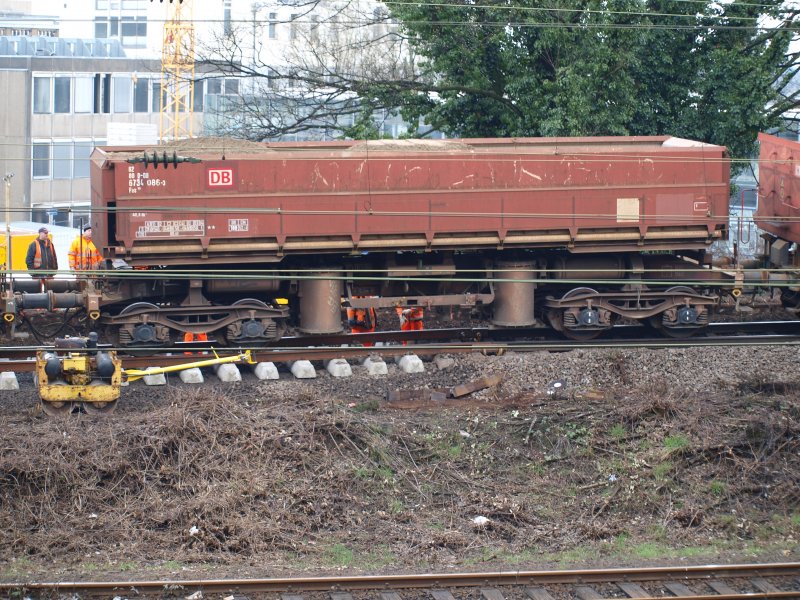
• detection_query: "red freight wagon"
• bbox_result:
[90,136,729,266]
[81,136,731,343]
[755,132,800,307]
[756,133,800,251]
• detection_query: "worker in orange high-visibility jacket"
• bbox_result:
[26,226,58,277]
[183,332,209,355]
[346,305,377,346]
[396,307,424,332]
[68,225,102,271]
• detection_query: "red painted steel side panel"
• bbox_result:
[91,136,730,261]
[755,133,800,244]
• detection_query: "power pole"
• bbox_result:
[3,173,12,276]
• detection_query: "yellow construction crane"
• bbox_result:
[153,0,195,141]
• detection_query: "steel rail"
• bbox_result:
[0,321,799,371]
[2,562,798,597]
[3,318,800,353]
[0,335,798,372]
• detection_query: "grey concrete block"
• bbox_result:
[0,371,19,391]
[179,367,204,384]
[290,360,316,379]
[143,368,167,386]
[396,354,425,373]
[252,362,279,380]
[214,363,241,383]
[361,357,388,376]
[325,359,352,377]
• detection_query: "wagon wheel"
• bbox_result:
[38,377,78,416]
[120,301,160,316]
[232,298,270,308]
[227,298,277,344]
[649,286,703,338]
[82,400,118,416]
[118,302,164,350]
[549,287,607,341]
[41,400,76,417]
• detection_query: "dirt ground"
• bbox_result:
[0,345,798,582]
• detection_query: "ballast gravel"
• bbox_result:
[249,345,799,404]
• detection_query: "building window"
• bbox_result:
[151,81,162,112]
[52,142,72,179]
[120,16,146,47]
[113,75,132,113]
[33,77,51,113]
[96,0,108,8]
[224,79,239,95]
[224,0,232,35]
[54,77,71,113]
[95,18,107,38]
[290,14,298,40]
[95,73,111,114]
[95,14,142,45]
[134,77,149,112]
[121,0,140,9]
[32,140,100,180]
[206,78,239,97]
[207,78,221,95]
[32,144,50,178]
[269,13,277,39]
[73,142,93,179]
[193,79,204,112]
[74,77,94,113]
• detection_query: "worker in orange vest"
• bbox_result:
[68,225,102,271]
[183,331,208,355]
[395,307,424,345]
[26,226,58,287]
[346,305,377,346]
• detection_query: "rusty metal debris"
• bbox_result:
[450,374,503,398]
[387,374,502,402]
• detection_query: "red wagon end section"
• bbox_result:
[90,136,729,267]
[756,132,800,247]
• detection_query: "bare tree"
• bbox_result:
[195,0,422,140]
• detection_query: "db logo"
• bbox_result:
[207,168,234,187]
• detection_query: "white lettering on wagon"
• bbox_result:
[228,219,249,232]
[208,168,234,187]
[127,165,166,195]
[136,220,205,238]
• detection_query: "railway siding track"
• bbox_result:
[2,563,799,599]
[1,321,799,374]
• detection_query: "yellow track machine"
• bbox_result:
[36,333,254,416]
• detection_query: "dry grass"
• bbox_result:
[0,383,798,574]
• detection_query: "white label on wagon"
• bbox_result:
[228,219,249,232]
[136,219,205,238]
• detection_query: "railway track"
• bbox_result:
[2,562,799,598]
[0,320,799,371]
